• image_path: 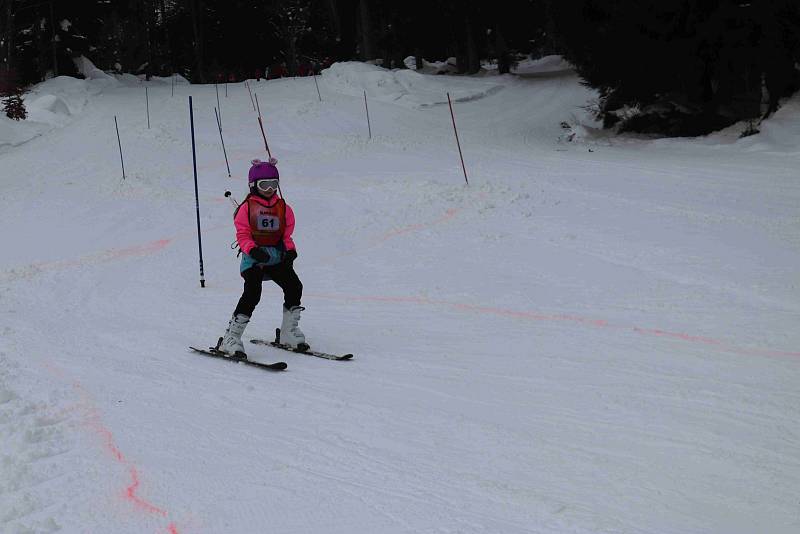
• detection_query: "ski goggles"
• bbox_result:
[255,178,279,194]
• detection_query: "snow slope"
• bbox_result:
[1,61,799,533]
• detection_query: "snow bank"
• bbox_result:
[0,57,118,151]
[734,95,800,154]
[513,55,574,75]
[321,61,504,108]
[73,55,115,82]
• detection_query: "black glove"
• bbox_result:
[284,249,298,265]
[249,247,270,264]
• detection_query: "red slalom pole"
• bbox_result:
[246,80,256,111]
[447,92,468,185]
[258,116,272,158]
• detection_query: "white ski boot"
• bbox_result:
[219,313,250,357]
[279,306,308,350]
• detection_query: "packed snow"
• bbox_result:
[1,58,799,534]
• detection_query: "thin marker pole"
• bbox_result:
[114,115,126,180]
[215,106,231,177]
[254,92,262,118]
[215,83,222,130]
[189,96,206,288]
[364,90,372,139]
[171,74,174,97]
[246,80,256,111]
[145,86,150,129]
[447,92,469,185]
[225,81,228,98]
[312,70,322,101]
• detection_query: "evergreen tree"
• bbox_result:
[3,88,25,119]
[547,0,800,135]
[270,0,311,75]
[0,67,26,120]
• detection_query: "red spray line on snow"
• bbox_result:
[447,92,469,185]
[39,362,182,534]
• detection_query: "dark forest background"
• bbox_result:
[0,1,549,83]
[2,0,800,136]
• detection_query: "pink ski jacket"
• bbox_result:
[234,194,296,255]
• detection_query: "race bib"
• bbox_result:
[258,215,280,230]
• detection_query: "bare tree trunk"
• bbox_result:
[465,16,479,74]
[358,0,375,60]
[188,0,204,82]
[145,0,155,78]
[326,0,341,42]
[48,0,57,77]
[2,0,15,76]
[495,27,510,74]
[286,35,297,75]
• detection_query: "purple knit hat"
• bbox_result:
[248,157,279,184]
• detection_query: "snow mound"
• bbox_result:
[27,94,71,116]
[148,74,190,85]
[73,55,115,82]
[513,55,574,75]
[24,94,72,125]
[321,61,504,108]
[0,66,117,151]
[738,95,800,153]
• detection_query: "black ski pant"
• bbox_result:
[233,263,303,317]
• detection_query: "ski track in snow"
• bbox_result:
[1,64,799,533]
[2,210,795,360]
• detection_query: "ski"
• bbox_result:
[188,345,288,371]
[250,329,353,361]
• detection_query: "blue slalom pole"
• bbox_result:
[189,96,206,288]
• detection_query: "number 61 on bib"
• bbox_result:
[258,215,280,230]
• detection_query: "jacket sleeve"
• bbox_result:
[283,203,296,251]
[234,202,258,254]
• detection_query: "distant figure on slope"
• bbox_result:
[219,158,307,357]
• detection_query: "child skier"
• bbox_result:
[219,158,307,357]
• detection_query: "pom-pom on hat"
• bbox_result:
[248,157,279,184]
